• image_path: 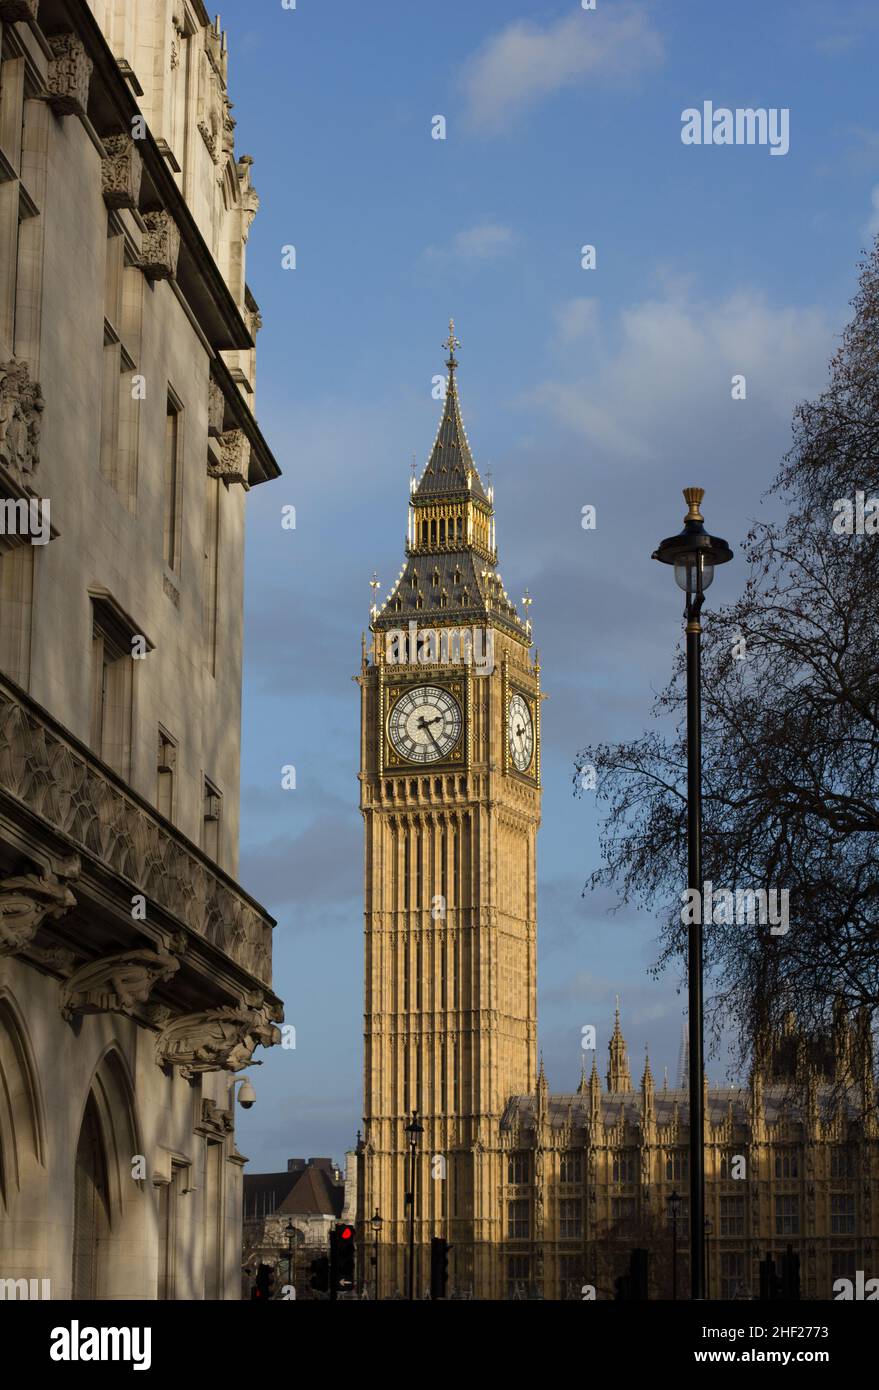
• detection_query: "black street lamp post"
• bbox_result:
[284,1219,295,1292]
[669,1188,681,1301]
[405,1110,423,1302]
[371,1208,383,1302]
[654,488,732,1301]
[705,1217,712,1300]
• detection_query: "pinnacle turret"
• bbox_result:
[606,998,633,1092]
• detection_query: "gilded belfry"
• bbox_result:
[356,325,541,1297]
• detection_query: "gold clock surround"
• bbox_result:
[383,676,466,770]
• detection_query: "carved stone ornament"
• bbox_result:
[60,945,181,1022]
[0,0,38,22]
[201,1097,234,1134]
[156,1003,282,1077]
[0,868,77,956]
[208,429,249,485]
[0,359,44,483]
[101,135,144,211]
[222,102,236,158]
[0,691,273,982]
[170,9,185,70]
[46,34,93,118]
[140,211,181,281]
[208,379,225,436]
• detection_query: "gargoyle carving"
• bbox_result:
[0,869,77,956]
[156,1003,281,1077]
[0,358,44,483]
[60,946,180,1022]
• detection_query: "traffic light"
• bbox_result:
[330,1223,356,1294]
[252,1262,276,1301]
[309,1254,330,1295]
[430,1237,451,1299]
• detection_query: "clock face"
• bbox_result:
[388,685,462,764]
[508,693,534,772]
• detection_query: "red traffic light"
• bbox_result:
[340,1225,353,1240]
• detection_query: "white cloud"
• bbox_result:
[554,296,601,344]
[459,2,664,135]
[867,185,879,237]
[533,287,835,466]
[423,221,516,264]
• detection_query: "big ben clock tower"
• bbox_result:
[356,324,541,1298]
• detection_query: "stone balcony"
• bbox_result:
[0,671,274,992]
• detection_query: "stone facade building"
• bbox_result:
[0,1,280,1299]
[242,1158,345,1298]
[499,1006,877,1301]
[356,330,878,1300]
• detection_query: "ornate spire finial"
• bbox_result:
[369,571,380,618]
[642,1047,654,1088]
[443,318,461,367]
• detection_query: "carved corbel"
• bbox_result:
[0,358,44,484]
[208,428,249,486]
[0,0,38,21]
[27,944,76,974]
[60,945,181,1022]
[208,379,225,436]
[0,868,77,956]
[46,34,93,118]
[155,1003,281,1078]
[101,135,144,210]
[201,1097,235,1134]
[140,211,181,281]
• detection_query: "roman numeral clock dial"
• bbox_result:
[508,692,534,772]
[388,685,462,764]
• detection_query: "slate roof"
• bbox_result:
[412,355,490,505]
[243,1162,343,1221]
[243,1170,298,1221]
[374,548,527,637]
[374,343,529,641]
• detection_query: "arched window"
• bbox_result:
[72,1095,110,1299]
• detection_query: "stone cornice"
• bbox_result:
[209,353,280,487]
[45,0,270,382]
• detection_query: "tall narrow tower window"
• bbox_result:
[203,474,220,673]
[202,778,222,863]
[164,394,184,571]
[157,728,176,821]
[90,616,132,775]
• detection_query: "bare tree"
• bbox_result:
[577,240,879,1074]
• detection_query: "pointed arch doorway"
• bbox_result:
[72,1092,110,1299]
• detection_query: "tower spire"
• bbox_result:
[369,323,532,643]
[443,317,461,370]
[412,319,488,505]
[607,998,633,1093]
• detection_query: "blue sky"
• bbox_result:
[219,0,879,1169]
